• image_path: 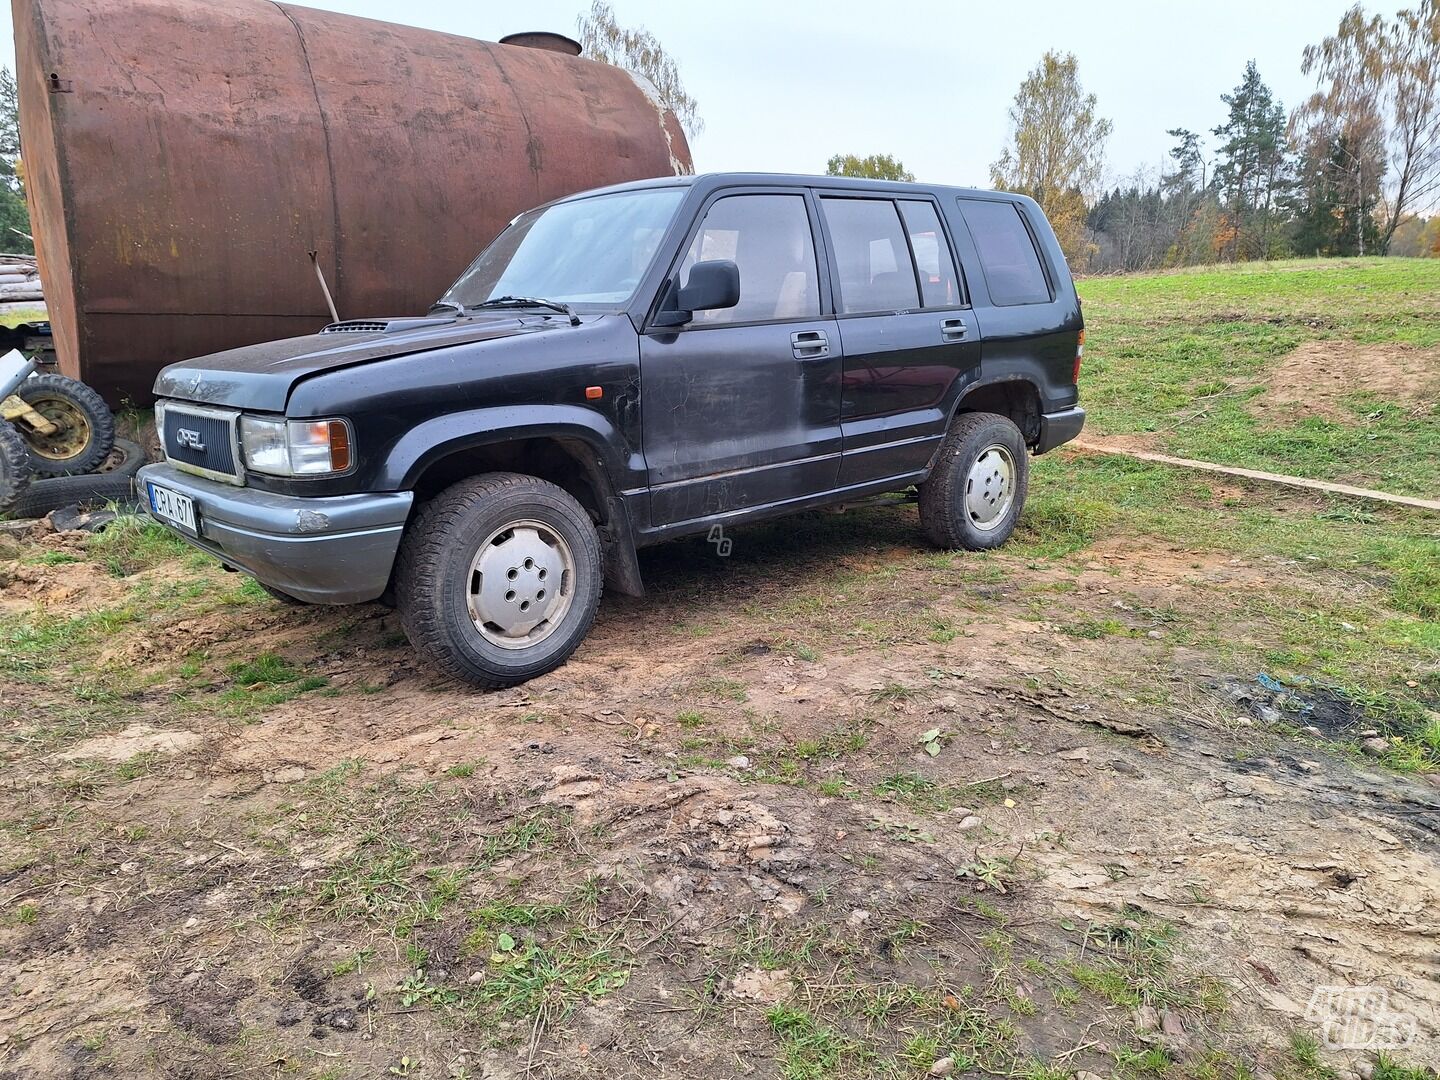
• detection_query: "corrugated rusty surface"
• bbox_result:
[14,0,692,404]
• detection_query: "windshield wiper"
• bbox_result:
[473,295,581,326]
[428,299,465,316]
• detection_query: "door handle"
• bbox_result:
[941,319,968,340]
[792,329,829,359]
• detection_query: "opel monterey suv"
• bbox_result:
[139,173,1085,687]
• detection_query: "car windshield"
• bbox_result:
[440,187,686,310]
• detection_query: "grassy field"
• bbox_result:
[1078,258,1440,496]
[1,259,1438,1079]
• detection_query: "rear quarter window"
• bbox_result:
[958,200,1052,306]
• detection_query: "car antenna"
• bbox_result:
[308,250,341,325]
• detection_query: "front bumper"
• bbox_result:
[1035,405,1086,455]
[136,463,413,604]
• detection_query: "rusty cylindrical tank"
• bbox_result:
[14,0,692,404]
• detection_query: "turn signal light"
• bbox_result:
[1073,329,1085,384]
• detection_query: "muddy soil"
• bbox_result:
[1,504,1436,1079]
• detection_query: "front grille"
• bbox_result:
[161,404,242,482]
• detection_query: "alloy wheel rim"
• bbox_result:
[964,444,1015,531]
[465,519,576,650]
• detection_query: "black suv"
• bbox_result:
[138,174,1085,687]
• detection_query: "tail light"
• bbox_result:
[1072,329,1085,384]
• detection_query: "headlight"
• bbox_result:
[240,416,353,477]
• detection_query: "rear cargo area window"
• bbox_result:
[820,198,921,314]
[958,200,1052,306]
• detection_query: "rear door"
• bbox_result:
[816,194,980,487]
[952,196,1080,415]
[639,189,842,528]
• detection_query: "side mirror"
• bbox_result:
[677,260,740,315]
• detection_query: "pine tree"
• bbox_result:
[1212,62,1292,259]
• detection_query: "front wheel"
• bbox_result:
[395,473,603,688]
[918,411,1029,550]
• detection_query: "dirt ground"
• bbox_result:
[2,487,1437,1080]
[1252,341,1440,423]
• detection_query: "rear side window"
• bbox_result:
[958,200,1052,306]
[820,198,920,314]
[898,200,963,308]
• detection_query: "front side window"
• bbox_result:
[678,194,821,325]
[820,198,921,315]
[958,199,1052,306]
[442,187,685,309]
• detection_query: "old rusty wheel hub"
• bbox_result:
[21,395,92,460]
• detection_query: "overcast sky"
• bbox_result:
[1,0,1359,189]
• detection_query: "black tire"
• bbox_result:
[0,419,31,516]
[9,471,138,521]
[14,374,116,476]
[97,437,147,478]
[396,472,603,688]
[918,411,1030,550]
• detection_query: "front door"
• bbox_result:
[640,191,841,528]
[816,195,981,486]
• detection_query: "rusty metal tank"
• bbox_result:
[14,0,692,404]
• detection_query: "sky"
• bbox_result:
[0,0,1360,191]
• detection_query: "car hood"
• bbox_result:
[153,313,596,413]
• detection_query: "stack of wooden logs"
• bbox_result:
[0,254,42,303]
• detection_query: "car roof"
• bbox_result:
[552,172,1022,205]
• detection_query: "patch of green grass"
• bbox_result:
[766,1006,851,1080]
[468,934,629,1021]
[1371,1055,1436,1080]
[330,947,374,976]
[1065,910,1227,1014]
[676,710,707,729]
[85,515,195,578]
[4,902,39,926]
[215,652,328,715]
[0,306,47,328]
[868,681,923,704]
[872,773,966,813]
[478,808,567,866]
[1285,1032,1336,1080]
[1079,258,1440,495]
[25,550,82,566]
[690,676,749,702]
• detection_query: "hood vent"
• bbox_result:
[320,316,457,335]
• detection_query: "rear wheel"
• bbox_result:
[918,411,1029,550]
[0,419,31,515]
[14,374,116,476]
[396,473,603,688]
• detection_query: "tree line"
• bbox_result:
[3,3,1433,273]
[830,0,1440,271]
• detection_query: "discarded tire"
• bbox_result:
[0,418,31,515]
[8,471,139,520]
[98,438,147,479]
[15,373,116,476]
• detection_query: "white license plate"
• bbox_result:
[148,482,198,535]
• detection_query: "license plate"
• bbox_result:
[148,482,198,535]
